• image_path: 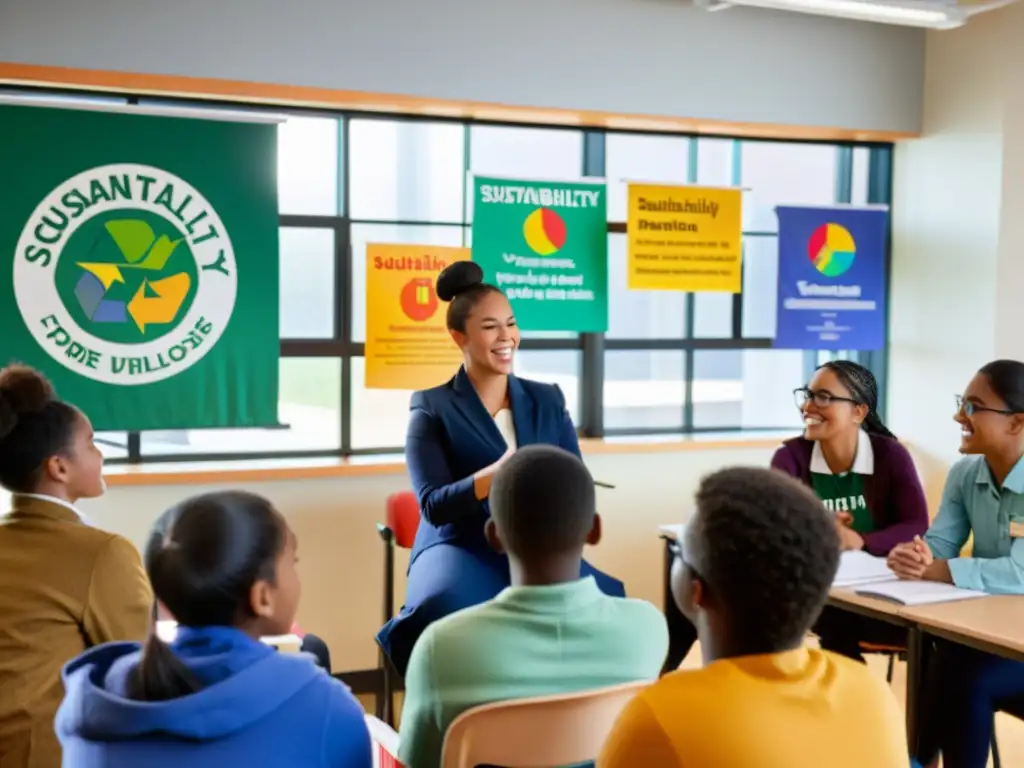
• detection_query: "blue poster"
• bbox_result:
[774,205,887,350]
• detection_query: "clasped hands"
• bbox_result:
[887,535,951,583]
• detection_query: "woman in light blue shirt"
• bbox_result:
[890,359,1024,768]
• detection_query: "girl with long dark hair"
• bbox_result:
[56,490,371,767]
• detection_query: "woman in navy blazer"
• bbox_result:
[377,262,625,675]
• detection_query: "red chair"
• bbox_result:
[375,491,421,726]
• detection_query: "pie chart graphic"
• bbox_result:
[522,207,567,256]
[808,223,856,277]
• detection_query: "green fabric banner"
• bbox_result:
[471,176,608,332]
[0,104,279,431]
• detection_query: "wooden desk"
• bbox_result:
[902,596,1024,664]
[827,588,910,626]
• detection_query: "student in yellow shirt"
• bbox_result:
[598,466,909,768]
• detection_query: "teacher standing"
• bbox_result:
[377,262,626,675]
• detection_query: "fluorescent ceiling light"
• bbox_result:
[704,0,968,27]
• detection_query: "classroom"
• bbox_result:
[1,0,1022,765]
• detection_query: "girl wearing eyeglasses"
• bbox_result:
[771,360,929,661]
[891,360,1024,768]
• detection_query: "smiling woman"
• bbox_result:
[375,260,626,675]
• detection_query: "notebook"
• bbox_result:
[831,552,987,605]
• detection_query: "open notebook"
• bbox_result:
[832,551,987,605]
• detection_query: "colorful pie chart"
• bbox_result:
[808,223,856,277]
[522,207,567,256]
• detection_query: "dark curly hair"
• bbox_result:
[436,261,504,333]
[0,364,80,493]
[686,466,840,654]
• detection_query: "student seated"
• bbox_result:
[598,467,909,768]
[399,444,668,768]
[56,490,372,768]
[890,360,1024,768]
[775,360,929,662]
[0,365,151,768]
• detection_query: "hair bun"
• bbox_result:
[436,261,484,303]
[0,365,56,439]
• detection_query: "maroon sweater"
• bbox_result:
[770,434,930,556]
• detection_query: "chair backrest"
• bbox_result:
[364,715,404,768]
[386,491,421,549]
[441,680,648,768]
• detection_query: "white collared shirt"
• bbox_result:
[810,429,875,476]
[17,493,90,523]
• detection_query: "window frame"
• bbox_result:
[2,86,893,464]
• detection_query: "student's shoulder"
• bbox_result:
[409,377,457,414]
[610,596,669,632]
[513,376,565,406]
[947,454,985,482]
[818,650,903,710]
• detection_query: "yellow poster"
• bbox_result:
[365,243,470,390]
[626,184,743,292]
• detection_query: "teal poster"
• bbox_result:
[0,104,280,430]
[471,176,608,332]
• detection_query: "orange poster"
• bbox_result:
[365,243,470,390]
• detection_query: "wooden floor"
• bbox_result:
[357,643,1024,766]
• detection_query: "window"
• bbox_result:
[280,227,336,339]
[349,119,464,223]
[4,88,890,461]
[138,358,342,456]
[692,350,805,429]
[605,351,685,431]
[278,115,341,216]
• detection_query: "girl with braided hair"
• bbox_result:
[772,359,929,661]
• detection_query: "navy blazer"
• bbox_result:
[405,367,580,563]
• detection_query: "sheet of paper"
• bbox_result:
[856,579,988,605]
[658,524,685,542]
[833,551,897,587]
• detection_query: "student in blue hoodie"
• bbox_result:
[55,490,373,768]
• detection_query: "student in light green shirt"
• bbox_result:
[398,445,669,768]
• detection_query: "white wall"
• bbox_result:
[889,3,1024,479]
[0,0,923,132]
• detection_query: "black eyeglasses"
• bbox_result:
[793,387,859,410]
[955,395,1019,418]
[667,538,705,583]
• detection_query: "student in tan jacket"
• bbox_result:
[0,365,152,768]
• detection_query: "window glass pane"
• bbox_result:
[466,127,583,222]
[278,115,340,216]
[852,147,871,205]
[696,138,735,186]
[350,224,466,343]
[605,133,689,222]
[280,227,335,339]
[741,236,779,338]
[351,357,413,450]
[349,119,465,223]
[741,142,837,232]
[95,432,129,460]
[139,358,341,455]
[607,234,686,339]
[515,350,581,424]
[692,349,805,429]
[692,294,733,338]
[604,350,684,431]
